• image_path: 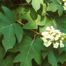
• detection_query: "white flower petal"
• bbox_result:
[63,0,66,2]
[60,43,64,48]
[60,41,64,48]
[46,26,51,31]
[55,37,59,41]
[55,30,61,34]
[61,37,64,40]
[64,2,66,6]
[55,35,60,41]
[41,32,48,36]
[51,26,54,30]
[53,42,59,48]
[50,36,54,41]
[63,6,66,10]
[44,41,52,47]
[52,32,56,36]
[41,37,47,42]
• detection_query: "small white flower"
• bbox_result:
[63,0,66,2]
[64,2,66,6]
[46,26,51,31]
[61,37,64,40]
[49,26,55,33]
[55,34,61,41]
[41,37,52,47]
[55,36,59,41]
[44,41,52,47]
[41,32,48,36]
[63,6,66,10]
[60,40,64,48]
[53,42,59,48]
[41,37,47,42]
[51,26,55,30]
[49,35,54,41]
[55,30,61,34]
[60,43,64,48]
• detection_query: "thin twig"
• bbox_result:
[31,30,41,35]
[15,3,31,6]
[16,19,24,25]
[16,20,41,35]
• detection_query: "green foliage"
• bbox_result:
[0,0,66,66]
[0,6,23,51]
[47,1,64,16]
[14,36,43,66]
[48,50,57,66]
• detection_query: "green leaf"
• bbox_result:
[58,53,66,64]
[15,8,44,29]
[0,45,5,64]
[39,17,57,32]
[58,5,64,16]
[0,6,23,51]
[35,15,42,26]
[23,21,38,29]
[47,2,63,16]
[47,3,58,12]
[48,50,57,66]
[14,23,23,43]
[14,36,43,66]
[22,11,38,29]
[31,0,43,11]
[42,60,51,66]
[55,15,66,33]
[15,8,31,21]
[42,3,47,16]
[2,5,16,22]
[2,25,16,52]
[1,55,14,66]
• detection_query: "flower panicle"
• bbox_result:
[41,26,65,48]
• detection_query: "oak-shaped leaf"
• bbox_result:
[14,36,43,66]
[0,6,23,51]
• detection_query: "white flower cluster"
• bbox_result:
[41,26,65,48]
[62,0,66,10]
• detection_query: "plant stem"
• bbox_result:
[16,19,41,35]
